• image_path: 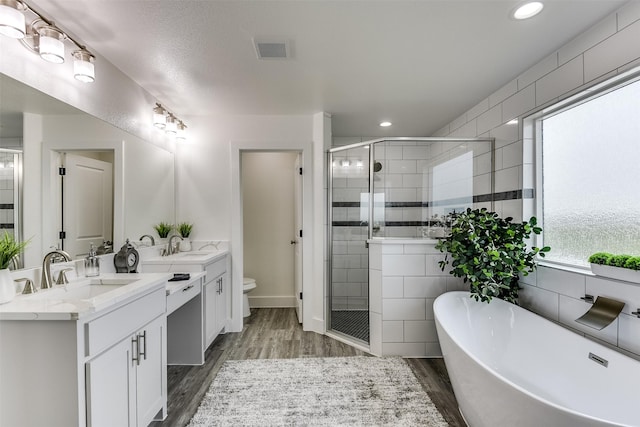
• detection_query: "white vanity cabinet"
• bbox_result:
[0,277,168,427]
[85,295,166,427]
[143,252,229,350]
[203,257,228,348]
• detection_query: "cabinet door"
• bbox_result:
[86,335,135,427]
[135,315,166,427]
[215,274,227,334]
[203,279,217,349]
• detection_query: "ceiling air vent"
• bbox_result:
[254,38,290,60]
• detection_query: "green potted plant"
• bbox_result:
[588,251,640,283]
[0,232,30,304]
[436,208,550,304]
[153,222,173,239]
[177,222,193,252]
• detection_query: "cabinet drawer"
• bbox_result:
[85,287,166,358]
[166,281,200,315]
[205,258,226,283]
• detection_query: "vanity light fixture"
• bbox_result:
[165,113,178,135]
[0,0,97,82]
[176,120,187,141]
[379,121,392,127]
[152,103,188,140]
[0,0,27,38]
[153,103,167,129]
[36,24,65,63]
[511,1,544,20]
[72,48,95,82]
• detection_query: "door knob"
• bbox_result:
[290,240,297,245]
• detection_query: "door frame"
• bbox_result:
[230,140,313,333]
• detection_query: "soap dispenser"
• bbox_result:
[85,244,100,277]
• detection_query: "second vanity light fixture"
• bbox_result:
[0,0,96,82]
[153,103,187,140]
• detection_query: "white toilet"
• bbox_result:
[243,277,257,317]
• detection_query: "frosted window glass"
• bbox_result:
[542,79,640,266]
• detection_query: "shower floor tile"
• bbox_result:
[331,310,369,343]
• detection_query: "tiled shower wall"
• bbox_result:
[372,140,492,238]
[331,146,369,310]
[330,140,491,310]
[0,151,17,237]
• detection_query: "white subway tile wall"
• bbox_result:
[520,265,640,360]
[369,241,449,357]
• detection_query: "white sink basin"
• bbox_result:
[27,278,138,301]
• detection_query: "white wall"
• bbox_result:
[178,113,330,333]
[242,151,298,308]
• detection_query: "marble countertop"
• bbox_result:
[0,273,171,321]
[143,249,229,265]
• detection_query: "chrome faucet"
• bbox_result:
[167,235,183,256]
[41,250,72,289]
[139,234,155,247]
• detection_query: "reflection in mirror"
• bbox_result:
[0,72,176,268]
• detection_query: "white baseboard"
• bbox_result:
[248,295,296,308]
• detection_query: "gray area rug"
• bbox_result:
[187,356,449,426]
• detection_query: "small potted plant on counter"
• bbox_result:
[153,222,173,244]
[0,232,30,304]
[436,208,550,304]
[588,252,640,283]
[177,222,193,252]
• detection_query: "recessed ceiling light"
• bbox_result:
[379,121,392,127]
[511,1,544,20]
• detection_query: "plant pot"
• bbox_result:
[0,269,15,304]
[590,263,640,284]
[180,239,191,252]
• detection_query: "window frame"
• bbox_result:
[524,66,640,270]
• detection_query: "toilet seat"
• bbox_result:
[243,277,257,292]
[242,277,257,318]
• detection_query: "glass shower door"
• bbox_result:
[328,145,370,343]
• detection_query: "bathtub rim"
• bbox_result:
[434,291,635,427]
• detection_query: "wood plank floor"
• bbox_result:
[151,308,466,427]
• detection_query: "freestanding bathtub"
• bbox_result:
[434,291,639,427]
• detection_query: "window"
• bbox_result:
[534,72,640,267]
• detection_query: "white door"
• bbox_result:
[62,153,113,258]
[294,154,303,323]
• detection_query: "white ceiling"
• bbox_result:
[22,0,628,137]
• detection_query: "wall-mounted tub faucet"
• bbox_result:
[576,295,625,330]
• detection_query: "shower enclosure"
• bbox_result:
[327,137,494,345]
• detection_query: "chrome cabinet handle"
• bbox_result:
[132,335,140,365]
[139,331,147,360]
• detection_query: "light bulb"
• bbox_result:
[0,0,26,39]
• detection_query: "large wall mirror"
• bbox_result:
[0,73,176,268]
